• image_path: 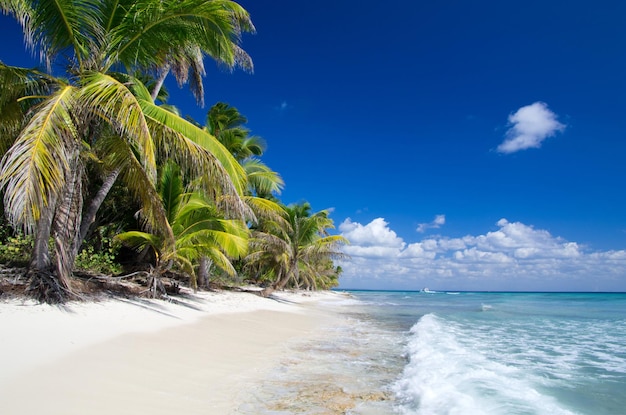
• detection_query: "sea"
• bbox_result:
[235,290,626,415]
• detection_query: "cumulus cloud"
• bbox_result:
[338,218,626,291]
[497,102,565,154]
[339,218,405,249]
[417,214,446,233]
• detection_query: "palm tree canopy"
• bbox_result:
[246,202,348,292]
[117,161,249,282]
[2,0,254,70]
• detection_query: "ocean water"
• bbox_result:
[236,291,626,415]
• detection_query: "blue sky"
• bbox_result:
[2,1,626,291]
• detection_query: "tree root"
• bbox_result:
[26,269,75,304]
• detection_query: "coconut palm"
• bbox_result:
[245,202,348,297]
[147,6,255,106]
[205,102,284,197]
[206,102,265,160]
[0,0,254,302]
[117,162,248,296]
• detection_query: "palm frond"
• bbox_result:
[4,0,102,69]
[243,158,284,196]
[100,134,175,250]
[117,230,163,258]
[109,0,255,73]
[190,244,236,276]
[159,162,183,224]
[0,85,77,230]
[243,196,288,227]
[77,72,157,184]
[0,63,57,153]
[140,101,250,220]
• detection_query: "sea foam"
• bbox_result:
[393,314,577,415]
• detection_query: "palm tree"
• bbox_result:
[147,5,255,105]
[205,102,284,197]
[117,162,248,296]
[0,0,254,303]
[199,101,287,288]
[245,202,348,297]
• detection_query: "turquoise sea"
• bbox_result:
[237,291,626,414]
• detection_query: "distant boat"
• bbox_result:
[420,288,434,293]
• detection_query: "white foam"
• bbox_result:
[393,314,578,415]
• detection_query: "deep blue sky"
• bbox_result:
[2,1,626,291]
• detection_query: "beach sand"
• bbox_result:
[0,289,345,414]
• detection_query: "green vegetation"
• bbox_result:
[0,0,347,303]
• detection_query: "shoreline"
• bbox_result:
[0,289,347,414]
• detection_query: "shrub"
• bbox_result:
[75,236,123,275]
[0,232,33,265]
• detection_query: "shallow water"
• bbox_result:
[236,291,626,415]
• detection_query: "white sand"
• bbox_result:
[0,289,347,414]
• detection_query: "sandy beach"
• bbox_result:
[0,289,345,414]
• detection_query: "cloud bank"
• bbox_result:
[497,102,565,154]
[338,218,626,291]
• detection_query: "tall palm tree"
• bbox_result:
[206,102,284,197]
[0,0,253,303]
[245,202,348,297]
[200,102,287,287]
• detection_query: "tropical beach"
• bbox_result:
[2,0,626,414]
[0,0,353,413]
[0,290,351,414]
[3,289,626,415]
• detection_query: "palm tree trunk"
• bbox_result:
[30,203,55,271]
[261,264,297,297]
[260,275,289,297]
[198,256,212,290]
[260,285,275,298]
[277,263,298,291]
[72,167,121,258]
[52,151,84,297]
[151,66,171,102]
[27,197,66,303]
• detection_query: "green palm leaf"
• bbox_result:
[110,0,254,71]
[77,72,157,183]
[116,230,164,259]
[159,162,184,224]
[0,84,77,228]
[243,158,284,196]
[3,0,101,69]
[139,100,247,200]
[99,134,175,249]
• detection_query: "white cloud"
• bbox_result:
[339,218,405,248]
[338,218,626,291]
[417,214,446,233]
[497,102,565,154]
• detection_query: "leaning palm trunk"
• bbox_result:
[72,167,121,258]
[150,65,170,102]
[51,149,84,299]
[27,180,80,304]
[28,155,119,303]
[260,281,277,298]
[261,261,298,297]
